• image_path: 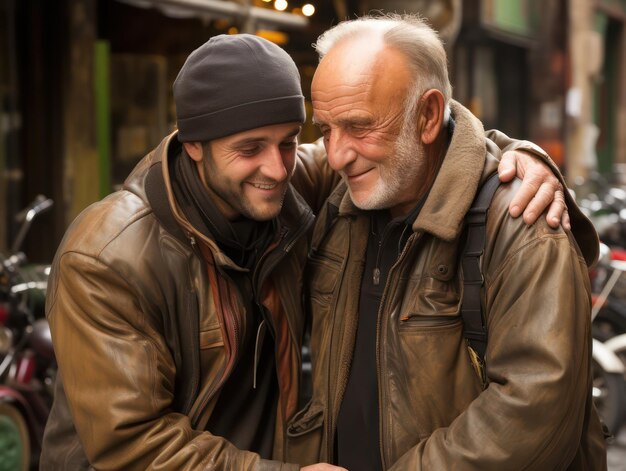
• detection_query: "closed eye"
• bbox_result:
[238,145,262,156]
[317,125,331,140]
[348,125,369,137]
[280,139,298,150]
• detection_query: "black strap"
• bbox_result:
[461,172,501,364]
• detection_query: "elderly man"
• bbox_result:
[41,33,573,470]
[287,14,606,471]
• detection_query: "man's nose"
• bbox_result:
[326,130,356,172]
[262,145,289,181]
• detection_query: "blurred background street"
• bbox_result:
[608,428,626,470]
[1,0,626,469]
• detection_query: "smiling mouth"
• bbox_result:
[345,168,373,180]
[250,182,279,190]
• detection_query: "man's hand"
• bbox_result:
[301,464,348,471]
[498,150,570,230]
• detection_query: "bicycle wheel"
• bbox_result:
[0,401,30,471]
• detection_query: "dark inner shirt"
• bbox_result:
[205,270,278,458]
[336,203,423,471]
[336,211,405,470]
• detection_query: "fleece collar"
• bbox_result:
[412,100,486,240]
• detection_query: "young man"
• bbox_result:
[288,14,606,470]
[41,33,574,470]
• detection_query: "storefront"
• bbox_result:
[593,0,626,175]
[452,0,568,165]
[0,0,335,260]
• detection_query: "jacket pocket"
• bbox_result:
[285,402,325,466]
[398,313,462,332]
[199,325,224,349]
[306,255,341,307]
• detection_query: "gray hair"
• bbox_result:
[314,13,452,114]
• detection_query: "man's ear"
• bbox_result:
[183,142,204,162]
[418,89,445,145]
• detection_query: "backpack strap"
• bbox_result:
[461,172,501,371]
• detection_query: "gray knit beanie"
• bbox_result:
[174,34,305,142]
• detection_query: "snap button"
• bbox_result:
[437,264,448,275]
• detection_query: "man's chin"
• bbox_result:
[348,187,379,211]
[242,202,282,222]
[349,191,395,212]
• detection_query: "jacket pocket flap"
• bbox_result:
[199,325,224,349]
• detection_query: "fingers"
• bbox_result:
[522,181,559,225]
[544,189,567,229]
[504,149,565,225]
[497,152,519,183]
[508,173,542,219]
[561,206,571,231]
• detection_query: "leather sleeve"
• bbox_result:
[486,128,554,165]
[291,138,342,214]
[485,129,599,267]
[46,250,291,471]
[387,182,601,470]
[485,129,598,267]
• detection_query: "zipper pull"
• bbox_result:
[253,319,267,389]
[189,234,197,247]
[373,267,380,286]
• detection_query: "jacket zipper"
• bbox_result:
[183,235,201,413]
[325,219,352,462]
[250,211,314,420]
[251,210,313,360]
[375,232,421,470]
[251,227,289,344]
[254,207,313,294]
[371,217,395,286]
[188,235,244,426]
[190,271,242,426]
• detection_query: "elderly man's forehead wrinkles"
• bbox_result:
[313,86,371,115]
[313,94,403,135]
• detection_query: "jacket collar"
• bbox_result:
[412,100,486,241]
[329,100,487,242]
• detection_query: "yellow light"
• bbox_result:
[256,30,289,45]
[214,19,231,29]
[274,0,288,11]
[228,26,239,34]
[302,4,315,16]
[262,0,272,2]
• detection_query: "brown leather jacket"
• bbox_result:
[284,102,606,470]
[40,133,335,471]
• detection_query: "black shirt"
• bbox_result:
[336,120,451,468]
[336,204,424,471]
[204,270,278,458]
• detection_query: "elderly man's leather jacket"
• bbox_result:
[40,134,336,470]
[285,102,606,470]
